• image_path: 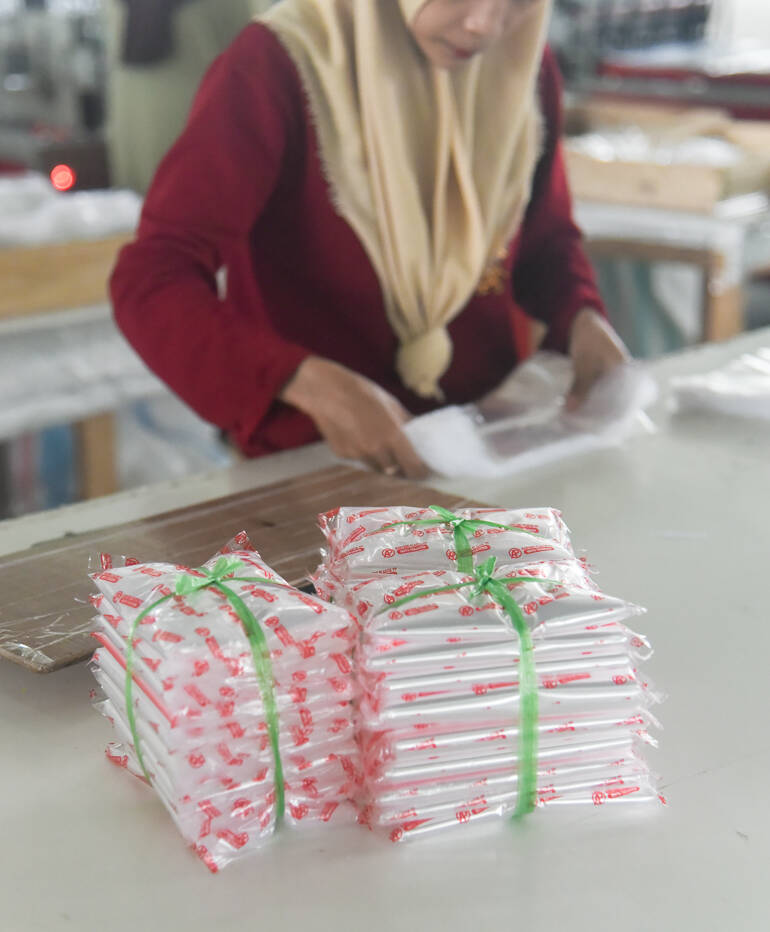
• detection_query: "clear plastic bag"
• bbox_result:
[317,539,662,842]
[316,505,574,594]
[89,533,361,872]
[670,347,770,420]
[404,354,657,479]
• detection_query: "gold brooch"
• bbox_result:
[476,248,509,297]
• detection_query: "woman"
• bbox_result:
[111,0,627,477]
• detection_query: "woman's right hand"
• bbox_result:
[280,356,429,479]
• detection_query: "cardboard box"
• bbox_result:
[565,98,770,213]
[0,232,132,321]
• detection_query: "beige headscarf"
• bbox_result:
[261,0,551,398]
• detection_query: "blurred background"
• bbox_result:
[1,0,770,521]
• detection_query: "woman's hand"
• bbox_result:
[280,356,429,479]
[566,308,629,412]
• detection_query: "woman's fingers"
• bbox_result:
[389,430,430,479]
[281,356,429,477]
[566,309,629,412]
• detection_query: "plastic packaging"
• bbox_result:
[348,564,661,840]
[568,129,749,171]
[0,305,163,441]
[314,501,663,842]
[670,346,770,420]
[316,505,574,593]
[89,533,361,872]
[404,354,657,479]
[0,172,141,247]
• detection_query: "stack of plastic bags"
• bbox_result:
[316,507,662,842]
[89,534,361,872]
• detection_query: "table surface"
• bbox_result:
[2,330,769,932]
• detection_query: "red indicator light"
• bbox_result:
[50,164,76,192]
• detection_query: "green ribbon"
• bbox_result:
[377,556,557,818]
[123,556,286,826]
[383,504,541,574]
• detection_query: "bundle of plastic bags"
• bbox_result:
[315,507,662,842]
[315,505,574,599]
[89,534,361,872]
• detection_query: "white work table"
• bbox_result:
[2,330,769,931]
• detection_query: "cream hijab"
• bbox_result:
[261,0,551,398]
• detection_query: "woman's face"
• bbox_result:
[409,0,544,69]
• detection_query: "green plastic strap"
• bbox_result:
[213,580,285,824]
[377,556,557,818]
[122,557,286,825]
[382,504,541,575]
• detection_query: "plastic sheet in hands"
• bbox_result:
[404,352,657,479]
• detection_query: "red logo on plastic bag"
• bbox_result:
[184,684,210,707]
[216,829,249,849]
[608,786,639,800]
[321,802,339,823]
[153,628,185,644]
[97,571,120,583]
[341,526,367,548]
[404,603,438,617]
[396,543,429,555]
[331,653,352,674]
[231,798,254,819]
[113,591,142,608]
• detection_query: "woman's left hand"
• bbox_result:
[566,308,629,412]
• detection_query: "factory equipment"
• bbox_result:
[0,0,108,188]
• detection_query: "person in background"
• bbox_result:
[105,0,274,193]
[111,0,629,477]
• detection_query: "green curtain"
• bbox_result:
[105,0,273,193]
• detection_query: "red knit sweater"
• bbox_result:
[111,24,605,457]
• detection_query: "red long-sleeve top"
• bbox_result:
[111,24,605,457]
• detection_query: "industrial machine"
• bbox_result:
[0,0,108,189]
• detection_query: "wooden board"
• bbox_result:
[74,412,119,500]
[0,465,483,674]
[0,233,132,320]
